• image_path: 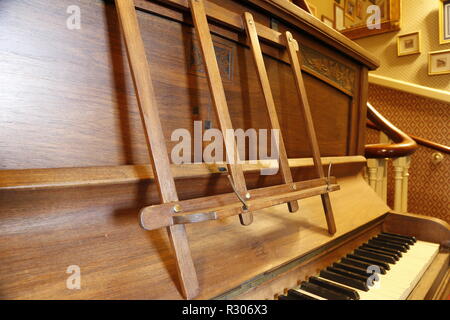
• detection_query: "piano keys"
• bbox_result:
[278,233,441,300]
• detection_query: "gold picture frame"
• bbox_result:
[334,3,346,30]
[439,0,450,44]
[321,15,334,28]
[355,0,363,19]
[341,0,401,39]
[345,0,356,21]
[428,49,450,75]
[397,31,421,56]
[305,1,317,17]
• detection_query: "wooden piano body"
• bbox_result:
[0,0,448,299]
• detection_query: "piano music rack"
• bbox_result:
[115,0,339,299]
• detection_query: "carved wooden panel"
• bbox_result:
[300,45,356,95]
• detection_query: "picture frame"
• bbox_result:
[439,0,450,44]
[356,0,363,19]
[341,0,401,40]
[334,3,345,30]
[321,15,334,28]
[397,31,421,56]
[428,49,450,75]
[345,0,356,20]
[307,2,317,17]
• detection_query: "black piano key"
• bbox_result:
[309,276,360,300]
[347,253,390,270]
[375,235,411,248]
[327,266,369,282]
[369,238,408,253]
[354,248,396,264]
[368,239,408,253]
[378,233,415,245]
[333,262,372,277]
[287,289,318,300]
[340,257,387,274]
[361,243,402,257]
[381,232,416,243]
[320,269,369,291]
[300,282,351,300]
[359,245,400,261]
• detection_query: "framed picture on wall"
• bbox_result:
[439,0,450,44]
[356,0,363,19]
[429,49,450,75]
[306,1,317,17]
[397,31,421,56]
[334,3,345,30]
[345,0,356,20]
[322,15,334,28]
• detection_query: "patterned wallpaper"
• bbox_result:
[366,84,450,223]
[355,0,450,90]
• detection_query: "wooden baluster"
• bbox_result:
[393,157,405,212]
[375,161,383,196]
[284,31,336,235]
[367,158,379,191]
[115,0,199,299]
[378,132,389,202]
[401,156,411,212]
[189,0,253,226]
[243,12,299,213]
[381,158,388,202]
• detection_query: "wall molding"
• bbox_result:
[368,74,450,103]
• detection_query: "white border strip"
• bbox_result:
[368,74,450,103]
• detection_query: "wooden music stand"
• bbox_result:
[115,0,338,299]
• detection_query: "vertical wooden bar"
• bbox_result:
[243,12,298,213]
[115,0,199,299]
[284,31,336,235]
[189,0,253,226]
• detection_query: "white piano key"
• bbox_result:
[291,288,327,300]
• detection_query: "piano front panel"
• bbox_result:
[0,0,364,171]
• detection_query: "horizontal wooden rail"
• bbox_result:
[365,103,418,158]
[366,105,449,155]
[408,134,449,155]
[0,156,365,191]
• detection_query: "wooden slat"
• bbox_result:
[141,178,339,230]
[243,12,298,213]
[0,156,367,191]
[115,0,199,299]
[285,31,336,235]
[189,0,253,225]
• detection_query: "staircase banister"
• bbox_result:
[365,102,418,158]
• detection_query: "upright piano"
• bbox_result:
[0,0,448,300]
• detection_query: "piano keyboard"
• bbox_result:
[279,232,440,300]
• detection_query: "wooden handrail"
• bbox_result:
[365,103,418,158]
[407,134,450,155]
[366,104,450,155]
